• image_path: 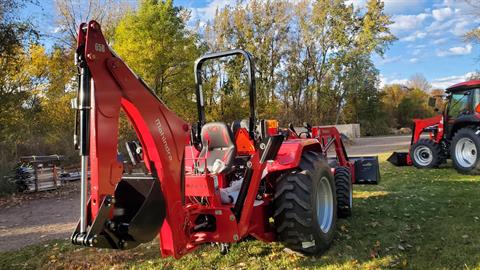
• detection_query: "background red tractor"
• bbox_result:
[70,21,379,259]
[389,80,480,174]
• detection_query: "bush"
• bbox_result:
[0,167,16,197]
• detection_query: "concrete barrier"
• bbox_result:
[320,124,360,139]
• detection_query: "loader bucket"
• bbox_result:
[350,156,380,184]
[113,175,166,244]
[387,151,410,166]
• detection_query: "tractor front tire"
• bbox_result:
[451,128,480,175]
[334,167,352,218]
[410,138,444,168]
[274,151,337,255]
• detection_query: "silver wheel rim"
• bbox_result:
[413,145,433,166]
[455,138,477,168]
[316,176,334,233]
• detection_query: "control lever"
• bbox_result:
[125,141,143,165]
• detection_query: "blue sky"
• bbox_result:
[23,0,480,89]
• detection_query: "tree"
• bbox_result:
[407,73,431,92]
[204,0,395,126]
[0,0,37,57]
[54,0,131,47]
[113,0,202,121]
[0,0,39,167]
[396,88,434,127]
[464,1,480,44]
[342,56,389,135]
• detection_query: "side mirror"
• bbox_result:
[428,97,436,108]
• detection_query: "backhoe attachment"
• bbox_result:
[70,21,190,256]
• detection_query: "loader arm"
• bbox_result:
[71,21,191,257]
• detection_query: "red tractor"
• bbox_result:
[70,21,379,258]
[389,80,480,174]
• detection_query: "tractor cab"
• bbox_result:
[444,80,480,138]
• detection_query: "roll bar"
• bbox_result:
[194,49,257,139]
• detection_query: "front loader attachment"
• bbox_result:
[387,151,411,166]
[72,172,166,249]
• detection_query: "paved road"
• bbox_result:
[346,135,411,156]
[0,135,411,252]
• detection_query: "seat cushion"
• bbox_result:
[198,122,236,173]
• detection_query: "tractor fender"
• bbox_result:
[267,139,322,172]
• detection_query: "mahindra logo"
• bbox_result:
[155,118,173,161]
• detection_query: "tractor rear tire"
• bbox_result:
[334,167,352,218]
[274,151,337,255]
[451,128,480,175]
[410,138,444,168]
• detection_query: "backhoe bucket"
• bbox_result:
[351,156,380,184]
[71,174,166,249]
[113,175,166,243]
[387,151,410,166]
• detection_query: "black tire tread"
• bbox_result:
[410,138,445,168]
[450,128,480,175]
[274,151,336,255]
[334,167,352,218]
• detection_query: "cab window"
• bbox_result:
[473,88,480,109]
[448,91,470,118]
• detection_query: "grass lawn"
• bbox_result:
[1,153,479,270]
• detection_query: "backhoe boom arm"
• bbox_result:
[71,21,191,257]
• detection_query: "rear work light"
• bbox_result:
[265,120,279,136]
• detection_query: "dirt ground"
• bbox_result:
[0,182,79,252]
[0,135,410,252]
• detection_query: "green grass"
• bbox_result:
[1,153,480,270]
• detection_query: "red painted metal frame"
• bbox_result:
[412,115,444,144]
[446,79,480,92]
[77,21,281,259]
[311,126,356,182]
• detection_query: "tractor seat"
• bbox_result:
[198,122,236,174]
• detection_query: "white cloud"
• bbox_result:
[345,0,366,10]
[377,55,401,65]
[380,74,408,88]
[389,78,409,85]
[382,0,427,14]
[433,38,448,44]
[432,7,453,21]
[191,0,236,23]
[451,19,471,36]
[346,0,425,13]
[409,58,419,63]
[437,44,473,57]
[425,3,480,37]
[390,13,429,34]
[401,31,427,42]
[430,72,475,89]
